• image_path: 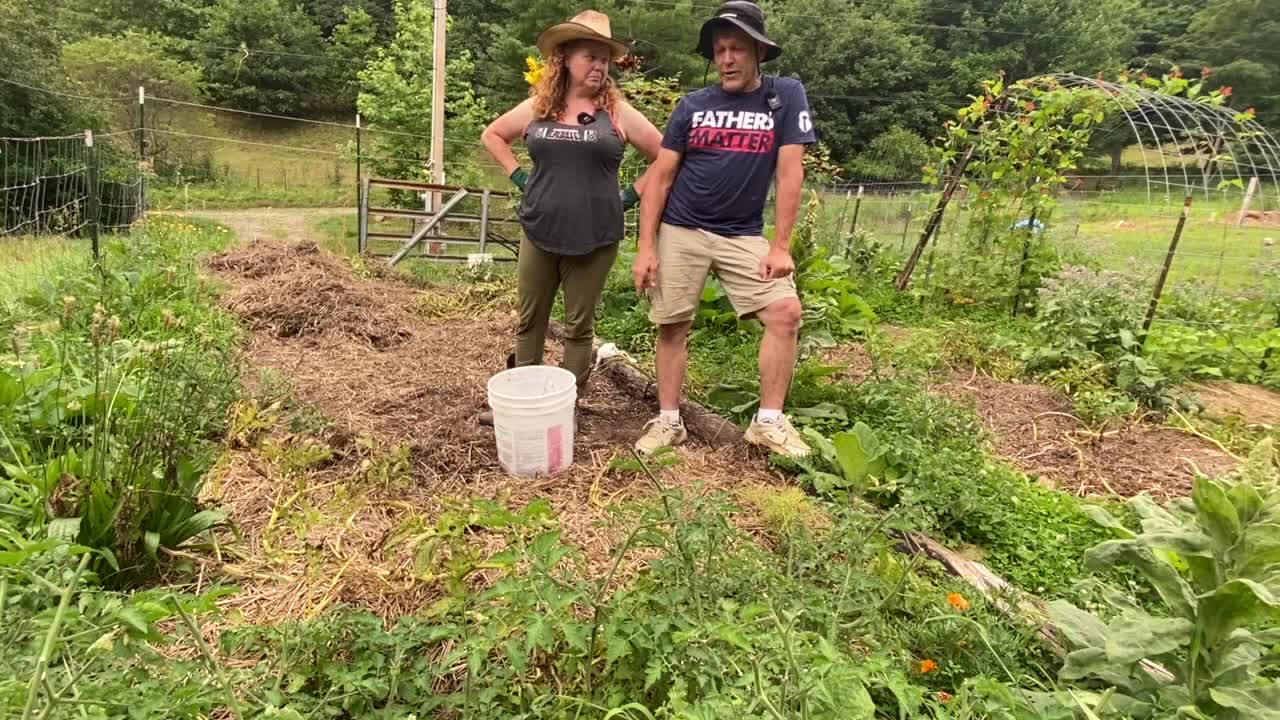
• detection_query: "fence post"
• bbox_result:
[479,188,491,255]
[846,185,864,260]
[86,131,100,264]
[137,86,147,217]
[1142,195,1193,337]
[895,146,974,291]
[1010,208,1040,317]
[356,113,363,254]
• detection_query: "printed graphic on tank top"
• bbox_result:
[520,110,625,256]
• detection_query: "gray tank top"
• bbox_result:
[519,110,625,255]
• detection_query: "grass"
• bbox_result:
[149,108,358,210]
[812,188,1279,292]
[0,235,89,302]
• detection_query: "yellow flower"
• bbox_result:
[523,56,545,86]
[947,593,971,612]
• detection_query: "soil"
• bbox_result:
[199,220,786,622]
[1186,380,1280,426]
[935,370,1237,500]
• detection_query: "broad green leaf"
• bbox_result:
[117,608,150,637]
[1193,477,1242,550]
[1082,504,1135,539]
[143,531,160,560]
[1085,540,1196,618]
[1228,482,1265,524]
[167,510,226,546]
[1209,685,1280,719]
[791,402,847,421]
[1047,600,1107,649]
[48,517,82,542]
[1105,614,1192,665]
[833,431,871,487]
[1141,531,1212,558]
[1198,579,1280,647]
[1060,647,1131,687]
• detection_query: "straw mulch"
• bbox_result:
[935,369,1237,500]
[201,240,787,624]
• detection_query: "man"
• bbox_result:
[632,0,814,458]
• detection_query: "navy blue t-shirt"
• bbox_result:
[661,76,815,236]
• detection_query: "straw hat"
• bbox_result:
[536,10,631,60]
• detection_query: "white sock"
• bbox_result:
[756,408,782,424]
[659,409,681,424]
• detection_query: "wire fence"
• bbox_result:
[1,131,145,245]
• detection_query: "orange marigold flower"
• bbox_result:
[937,691,954,703]
[947,593,971,612]
[919,659,939,674]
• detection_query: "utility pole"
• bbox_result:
[430,0,447,209]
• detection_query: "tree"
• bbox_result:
[194,0,328,113]
[58,0,214,41]
[357,0,493,187]
[62,32,205,172]
[325,6,379,110]
[769,0,936,164]
[921,0,1138,103]
[0,0,98,136]
[1172,0,1280,126]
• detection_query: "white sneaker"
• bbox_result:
[635,416,688,456]
[745,415,811,458]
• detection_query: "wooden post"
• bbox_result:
[137,86,147,216]
[355,113,363,214]
[899,207,911,253]
[1238,176,1260,227]
[1142,196,1193,336]
[429,0,447,220]
[358,177,370,254]
[85,131,100,263]
[479,188,491,255]
[895,146,974,291]
[846,185,864,260]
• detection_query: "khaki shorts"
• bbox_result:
[647,223,798,325]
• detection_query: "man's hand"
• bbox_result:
[758,247,796,280]
[633,248,659,294]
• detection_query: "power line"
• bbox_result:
[617,0,1280,59]
[0,76,130,104]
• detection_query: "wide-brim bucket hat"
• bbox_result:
[536,10,632,61]
[696,1,782,62]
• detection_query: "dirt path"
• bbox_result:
[194,210,785,622]
[172,207,350,244]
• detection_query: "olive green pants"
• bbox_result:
[515,236,619,386]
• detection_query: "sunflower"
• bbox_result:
[523,56,545,86]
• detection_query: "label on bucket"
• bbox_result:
[547,425,564,474]
[495,420,572,477]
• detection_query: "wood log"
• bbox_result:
[595,352,745,448]
[546,321,745,448]
[893,529,1176,683]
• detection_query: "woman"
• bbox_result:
[480,10,662,420]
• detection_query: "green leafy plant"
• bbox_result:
[0,217,240,583]
[1048,439,1280,718]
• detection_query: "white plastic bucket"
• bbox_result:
[486,366,577,477]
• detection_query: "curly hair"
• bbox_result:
[530,42,627,142]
